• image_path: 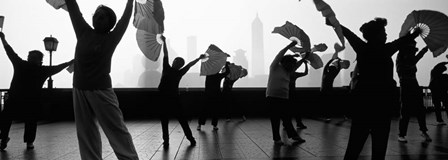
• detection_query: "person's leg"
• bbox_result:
[161,116,169,144]
[268,97,281,142]
[371,118,391,160]
[89,89,139,160]
[343,118,370,160]
[0,104,13,150]
[73,88,103,160]
[398,104,410,138]
[432,96,444,122]
[23,119,37,145]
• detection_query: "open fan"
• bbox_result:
[311,43,328,52]
[272,21,311,52]
[312,0,345,47]
[134,0,165,33]
[227,63,245,81]
[291,50,324,69]
[46,0,68,11]
[200,45,230,76]
[136,29,163,61]
[400,10,448,57]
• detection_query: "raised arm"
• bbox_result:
[65,0,90,38]
[161,36,170,69]
[0,32,23,64]
[270,41,297,69]
[43,59,74,77]
[387,29,422,57]
[414,46,429,64]
[110,0,134,40]
[293,61,308,79]
[340,25,365,54]
[180,54,206,75]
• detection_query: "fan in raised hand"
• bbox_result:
[200,45,230,76]
[400,10,448,57]
[272,21,311,52]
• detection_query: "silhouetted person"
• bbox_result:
[0,32,73,150]
[396,40,431,142]
[223,64,248,122]
[333,18,421,160]
[65,0,139,159]
[289,60,308,129]
[158,36,205,147]
[320,45,349,122]
[429,61,448,125]
[197,62,230,131]
[266,41,306,145]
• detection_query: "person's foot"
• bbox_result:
[324,118,331,122]
[0,137,10,150]
[188,137,196,146]
[213,126,219,131]
[398,136,407,143]
[197,125,201,131]
[421,133,432,142]
[437,121,447,125]
[226,119,231,122]
[291,136,306,144]
[242,116,247,121]
[274,140,284,145]
[26,142,34,150]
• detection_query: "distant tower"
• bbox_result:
[251,13,265,77]
[233,49,249,69]
[187,36,199,73]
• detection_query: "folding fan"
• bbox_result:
[136,29,163,61]
[46,0,68,11]
[400,10,448,57]
[240,68,248,78]
[311,43,328,52]
[134,0,165,33]
[312,0,345,47]
[200,45,230,76]
[332,43,345,59]
[227,63,244,81]
[272,21,311,52]
[291,50,324,69]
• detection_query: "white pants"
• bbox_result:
[73,88,139,160]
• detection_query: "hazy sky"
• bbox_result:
[0,0,447,88]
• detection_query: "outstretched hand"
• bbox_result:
[421,46,429,53]
[325,18,334,28]
[160,35,166,42]
[199,54,206,59]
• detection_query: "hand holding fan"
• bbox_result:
[200,45,230,76]
[312,0,345,47]
[400,10,448,57]
[291,50,324,69]
[134,0,165,33]
[272,21,311,52]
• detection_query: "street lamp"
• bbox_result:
[43,35,59,89]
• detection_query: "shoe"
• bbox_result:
[324,118,331,122]
[196,125,201,131]
[26,142,34,150]
[274,140,284,145]
[437,121,447,125]
[297,124,307,129]
[421,133,432,142]
[226,119,231,122]
[242,116,247,121]
[398,136,407,143]
[0,137,10,150]
[188,138,196,146]
[291,137,306,144]
[213,126,219,131]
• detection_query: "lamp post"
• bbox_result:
[43,35,59,89]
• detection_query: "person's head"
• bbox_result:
[172,57,185,70]
[27,50,44,66]
[93,5,117,33]
[340,60,350,69]
[360,17,388,44]
[281,55,297,72]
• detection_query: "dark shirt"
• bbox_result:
[4,44,71,101]
[321,58,341,92]
[205,65,230,97]
[158,56,191,95]
[66,0,132,89]
[222,77,236,95]
[341,25,414,90]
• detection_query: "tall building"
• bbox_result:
[187,36,199,73]
[251,14,265,77]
